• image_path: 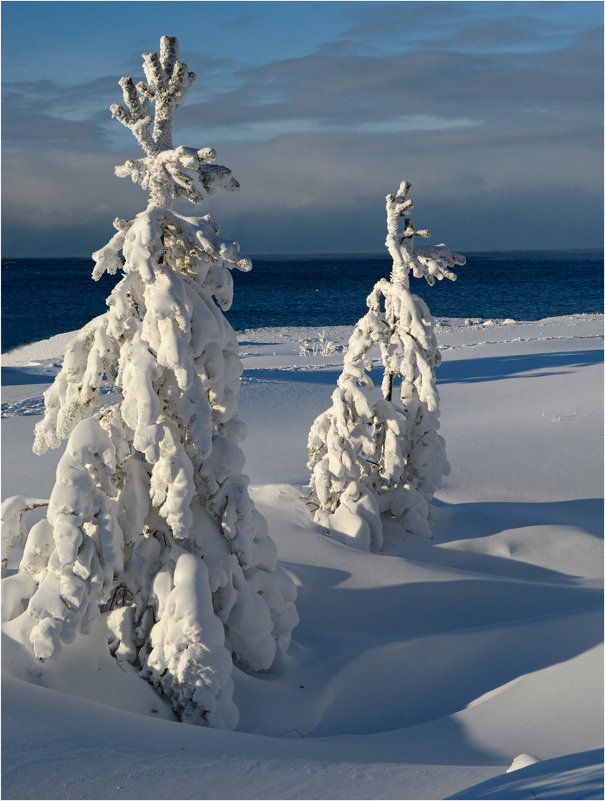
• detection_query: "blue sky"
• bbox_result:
[1,1,603,256]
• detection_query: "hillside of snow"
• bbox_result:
[2,313,603,800]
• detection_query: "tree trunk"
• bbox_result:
[385,371,394,402]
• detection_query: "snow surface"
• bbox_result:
[2,313,603,799]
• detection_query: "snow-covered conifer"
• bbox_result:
[1,36,298,729]
[308,181,465,547]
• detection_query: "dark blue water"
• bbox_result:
[2,250,603,353]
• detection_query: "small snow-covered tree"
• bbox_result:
[1,36,298,729]
[307,181,465,548]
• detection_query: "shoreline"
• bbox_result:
[2,311,603,366]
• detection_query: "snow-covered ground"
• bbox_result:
[2,313,603,800]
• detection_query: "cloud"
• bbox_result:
[2,76,120,153]
[5,21,601,146]
[0,52,243,153]
[1,6,602,256]
[3,146,130,210]
[204,122,602,253]
[216,13,257,32]
[343,1,600,53]
[174,25,602,138]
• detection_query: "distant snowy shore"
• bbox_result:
[2,312,603,800]
[3,312,602,366]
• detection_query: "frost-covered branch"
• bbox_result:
[110,35,195,157]
[109,35,237,209]
[386,180,464,288]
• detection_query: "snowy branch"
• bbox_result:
[385,180,465,288]
[1,496,49,574]
[109,35,238,209]
[110,35,196,158]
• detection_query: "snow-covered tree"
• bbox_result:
[307,180,465,548]
[1,36,298,729]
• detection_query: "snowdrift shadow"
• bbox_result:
[436,349,603,385]
[285,551,602,739]
[1,366,53,386]
[392,534,585,585]
[243,368,343,386]
[448,747,605,799]
[242,348,603,391]
[238,339,283,347]
[310,587,602,737]
[292,569,602,651]
[433,498,603,541]
[379,497,605,584]
[242,485,603,749]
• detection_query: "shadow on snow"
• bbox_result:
[241,349,603,389]
[436,349,603,384]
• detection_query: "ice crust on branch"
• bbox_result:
[2,36,297,730]
[308,180,465,548]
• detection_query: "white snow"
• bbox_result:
[506,753,540,772]
[2,312,603,799]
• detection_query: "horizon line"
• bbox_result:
[2,246,603,261]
